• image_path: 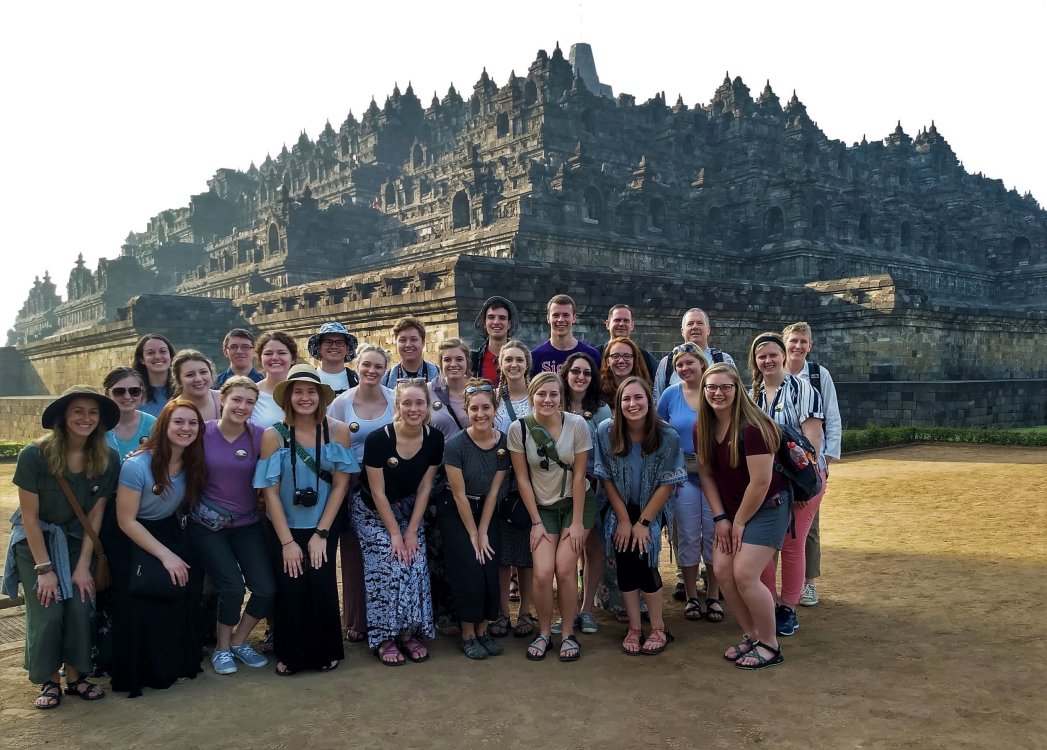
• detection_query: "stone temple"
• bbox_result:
[3,43,1045,436]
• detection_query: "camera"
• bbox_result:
[293,487,318,508]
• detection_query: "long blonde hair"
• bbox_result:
[695,363,780,469]
[393,380,432,426]
[38,414,112,479]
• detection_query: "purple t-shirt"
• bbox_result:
[202,420,264,525]
[530,339,602,375]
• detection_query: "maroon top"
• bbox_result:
[711,423,789,520]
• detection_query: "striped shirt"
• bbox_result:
[752,374,826,470]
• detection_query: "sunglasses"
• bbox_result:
[536,445,551,471]
[110,387,143,398]
[397,377,428,385]
[464,383,494,395]
[567,367,592,377]
[673,343,702,357]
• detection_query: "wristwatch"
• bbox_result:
[34,561,53,574]
[638,518,651,528]
[314,528,330,539]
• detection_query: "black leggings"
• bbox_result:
[614,503,663,594]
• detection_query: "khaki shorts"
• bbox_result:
[537,491,596,534]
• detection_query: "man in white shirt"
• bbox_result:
[782,321,843,607]
[308,321,360,395]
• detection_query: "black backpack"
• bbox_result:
[807,360,821,395]
[770,422,822,503]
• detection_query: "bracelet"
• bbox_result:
[282,540,295,547]
[712,514,728,523]
[531,519,543,526]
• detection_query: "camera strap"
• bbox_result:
[276,421,332,484]
[288,422,322,496]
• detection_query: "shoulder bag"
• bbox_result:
[56,475,110,592]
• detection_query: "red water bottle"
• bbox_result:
[787,441,809,468]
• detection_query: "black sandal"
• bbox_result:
[735,641,784,670]
[64,676,105,701]
[36,680,62,710]
[559,634,581,662]
[704,598,725,623]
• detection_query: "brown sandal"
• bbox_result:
[640,627,674,655]
[513,612,537,638]
[621,628,643,655]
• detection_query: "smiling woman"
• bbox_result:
[132,334,175,418]
[3,386,120,709]
[171,350,222,422]
[109,398,208,696]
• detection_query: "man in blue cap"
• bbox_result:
[308,321,360,395]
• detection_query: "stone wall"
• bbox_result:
[0,397,56,443]
[835,380,1047,428]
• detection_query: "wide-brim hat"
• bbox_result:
[272,364,337,410]
[42,385,120,431]
[472,296,520,339]
[307,321,359,361]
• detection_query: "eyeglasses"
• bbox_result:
[536,445,551,471]
[673,343,702,357]
[607,353,634,362]
[703,383,737,393]
[567,367,592,378]
[321,339,347,348]
[464,383,494,395]
[225,344,253,352]
[110,387,143,398]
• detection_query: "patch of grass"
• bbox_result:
[0,443,24,459]
[842,426,1047,453]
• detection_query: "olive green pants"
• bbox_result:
[14,538,94,684]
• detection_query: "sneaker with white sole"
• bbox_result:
[550,618,563,634]
[775,604,799,637]
[800,583,819,607]
[211,650,237,675]
[230,642,269,668]
[578,611,598,634]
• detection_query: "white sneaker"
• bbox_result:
[800,583,819,607]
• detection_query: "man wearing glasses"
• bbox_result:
[215,328,263,387]
[603,304,658,379]
[308,321,361,395]
[653,308,735,400]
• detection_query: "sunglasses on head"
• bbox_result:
[673,342,702,357]
[110,387,143,398]
[465,383,494,395]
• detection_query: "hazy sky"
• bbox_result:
[1,0,1043,335]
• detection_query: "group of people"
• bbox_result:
[4,292,841,708]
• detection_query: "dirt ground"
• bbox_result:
[1,444,1045,750]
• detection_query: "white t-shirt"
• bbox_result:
[318,368,351,393]
[507,412,592,506]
